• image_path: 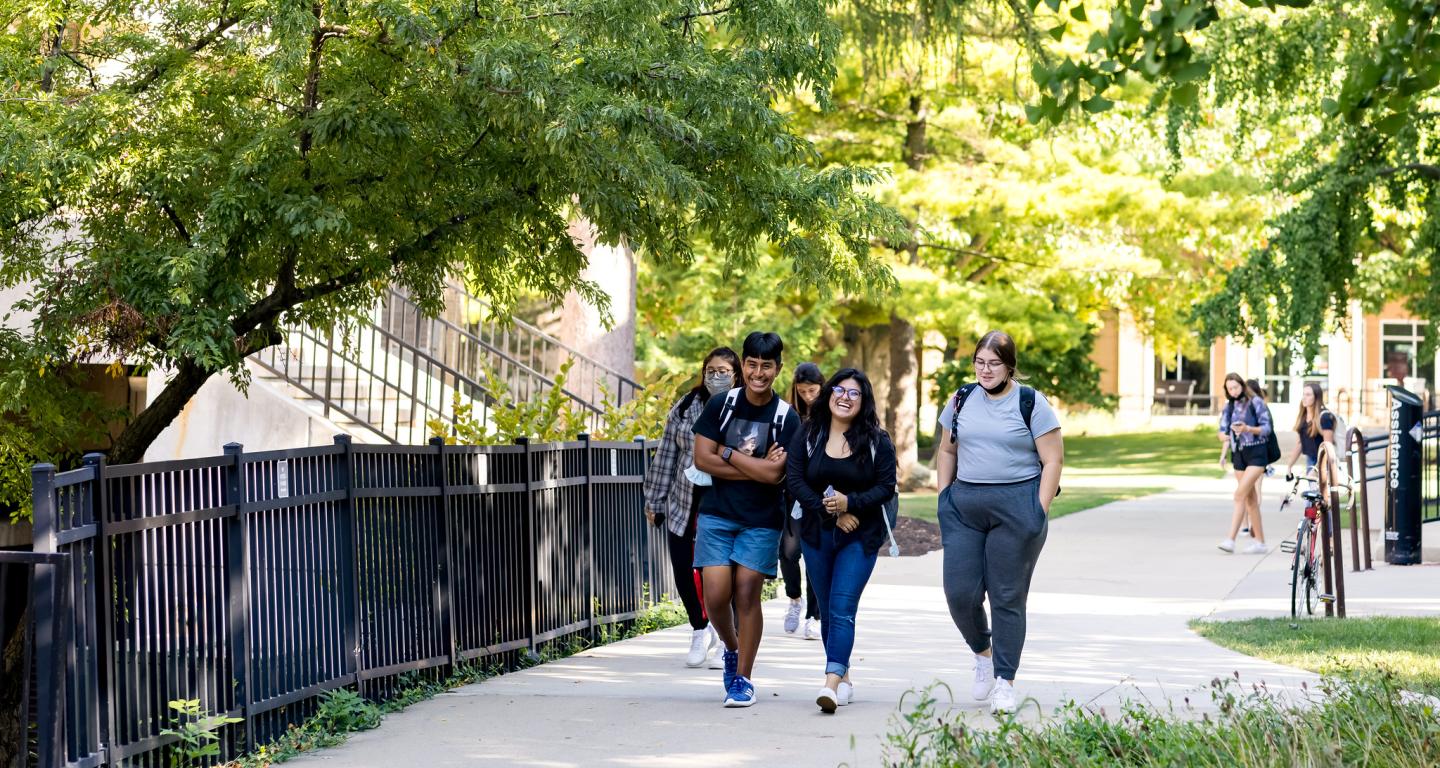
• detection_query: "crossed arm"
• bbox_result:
[693,434,787,484]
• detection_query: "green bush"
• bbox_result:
[884,673,1440,767]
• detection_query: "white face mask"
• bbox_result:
[704,374,733,395]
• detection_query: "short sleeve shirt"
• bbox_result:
[692,391,801,529]
[1298,411,1337,460]
[938,386,1061,483]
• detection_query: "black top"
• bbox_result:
[1298,411,1337,460]
[785,427,897,556]
[692,391,801,530]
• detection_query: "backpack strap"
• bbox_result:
[947,383,979,444]
[948,383,1037,441]
[769,397,792,447]
[716,387,742,433]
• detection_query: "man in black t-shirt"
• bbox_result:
[692,331,800,708]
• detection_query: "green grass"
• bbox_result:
[1191,616,1440,697]
[899,486,1169,524]
[885,674,1440,767]
[1064,426,1221,476]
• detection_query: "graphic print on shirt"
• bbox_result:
[725,418,770,458]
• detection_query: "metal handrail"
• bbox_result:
[442,281,643,405]
[1346,428,1381,571]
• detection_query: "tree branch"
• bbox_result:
[159,203,191,244]
[1375,163,1440,181]
[127,15,242,93]
[666,4,735,25]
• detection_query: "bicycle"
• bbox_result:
[1279,443,1352,619]
[1278,472,1326,618]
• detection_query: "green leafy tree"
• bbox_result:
[0,0,905,473]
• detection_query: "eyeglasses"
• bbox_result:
[832,386,861,400]
[704,368,733,376]
[973,359,1006,372]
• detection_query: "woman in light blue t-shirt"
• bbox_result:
[933,331,1063,715]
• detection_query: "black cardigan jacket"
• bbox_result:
[784,426,898,556]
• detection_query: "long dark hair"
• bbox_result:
[681,347,740,411]
[789,362,825,421]
[1294,382,1325,438]
[1222,373,1247,403]
[1246,378,1267,402]
[806,367,884,461]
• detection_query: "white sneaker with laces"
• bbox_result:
[685,628,710,667]
[803,618,821,640]
[705,626,724,669]
[1217,538,1236,553]
[990,678,1017,714]
[837,681,853,706]
[971,653,996,701]
[784,599,803,634]
[1242,541,1268,555]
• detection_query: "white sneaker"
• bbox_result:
[803,618,820,640]
[1217,538,1235,553]
[971,653,996,701]
[685,628,710,667]
[705,627,724,669]
[837,681,853,706]
[784,599,803,634]
[1242,542,1268,555]
[990,678,1017,714]
[816,686,838,713]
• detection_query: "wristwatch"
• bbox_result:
[721,447,734,464]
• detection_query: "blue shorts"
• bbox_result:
[693,513,781,576]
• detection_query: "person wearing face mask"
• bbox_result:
[934,331,1063,715]
[644,347,741,668]
[780,362,825,639]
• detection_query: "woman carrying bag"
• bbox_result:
[934,331,1063,715]
[785,367,897,714]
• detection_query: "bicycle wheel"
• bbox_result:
[1304,522,1321,616]
[1290,522,1309,619]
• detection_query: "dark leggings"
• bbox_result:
[667,502,708,631]
[779,515,819,619]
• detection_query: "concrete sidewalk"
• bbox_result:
[287,477,1434,767]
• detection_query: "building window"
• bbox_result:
[1380,320,1434,396]
[1263,345,1329,405]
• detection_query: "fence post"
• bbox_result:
[580,434,594,639]
[334,435,363,693]
[516,437,537,654]
[1328,485,1347,618]
[31,463,65,767]
[429,437,456,666]
[633,436,651,607]
[82,451,117,761]
[222,443,253,752]
[1350,429,1374,570]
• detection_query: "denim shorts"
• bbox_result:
[693,513,781,576]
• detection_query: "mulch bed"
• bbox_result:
[893,516,942,557]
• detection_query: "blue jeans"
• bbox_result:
[801,531,878,677]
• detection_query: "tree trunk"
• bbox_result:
[887,312,926,489]
[903,93,927,172]
[107,359,213,464]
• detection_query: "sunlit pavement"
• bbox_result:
[288,475,1438,767]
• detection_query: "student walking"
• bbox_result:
[785,367,896,714]
[1286,383,1338,475]
[691,331,801,708]
[934,331,1063,714]
[781,362,824,639]
[1217,374,1271,554]
[643,347,741,668]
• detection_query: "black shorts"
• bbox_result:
[1232,444,1268,471]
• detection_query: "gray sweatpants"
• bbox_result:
[939,477,1047,681]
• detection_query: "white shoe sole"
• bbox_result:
[972,681,995,701]
[724,696,756,708]
[685,657,706,668]
[816,689,838,713]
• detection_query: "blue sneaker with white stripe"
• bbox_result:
[721,648,738,692]
[724,675,756,707]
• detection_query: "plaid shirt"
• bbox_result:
[643,392,705,537]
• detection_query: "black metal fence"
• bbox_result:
[1421,409,1440,524]
[22,435,671,768]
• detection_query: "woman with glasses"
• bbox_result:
[935,331,1063,714]
[781,362,825,639]
[785,368,897,713]
[643,347,741,668]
